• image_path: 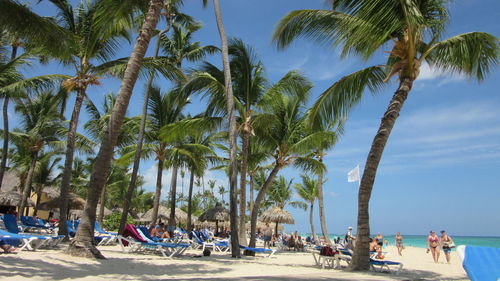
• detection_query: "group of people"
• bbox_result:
[259,223,307,251]
[428,230,455,263]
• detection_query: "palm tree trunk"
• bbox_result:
[19,151,37,216]
[151,158,164,226]
[97,186,106,225]
[186,168,195,231]
[350,78,413,271]
[213,0,240,258]
[247,164,281,253]
[239,128,250,245]
[59,88,86,239]
[0,45,18,189]
[118,12,173,235]
[309,201,317,244]
[249,172,254,215]
[66,0,164,259]
[168,165,178,227]
[316,157,331,245]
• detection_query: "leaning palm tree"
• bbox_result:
[247,72,333,252]
[273,0,498,270]
[66,0,171,259]
[32,152,62,215]
[294,174,319,243]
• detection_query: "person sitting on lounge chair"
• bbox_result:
[295,235,305,251]
[151,223,170,239]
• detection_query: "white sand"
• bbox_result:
[0,244,468,280]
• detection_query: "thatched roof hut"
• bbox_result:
[260,206,294,235]
[0,170,20,192]
[0,191,35,206]
[69,204,111,219]
[37,193,85,211]
[199,203,230,231]
[141,206,187,224]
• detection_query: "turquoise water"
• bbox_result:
[324,234,500,249]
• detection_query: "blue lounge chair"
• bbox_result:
[135,227,189,257]
[94,221,117,245]
[240,245,276,258]
[2,214,64,249]
[457,245,500,281]
[370,258,403,274]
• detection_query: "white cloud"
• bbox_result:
[417,62,466,82]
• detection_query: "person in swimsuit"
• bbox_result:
[427,230,440,263]
[440,230,454,264]
[395,232,404,256]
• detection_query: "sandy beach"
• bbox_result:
[0,244,468,281]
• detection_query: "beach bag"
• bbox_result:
[320,246,336,256]
[203,249,211,256]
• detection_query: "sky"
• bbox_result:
[12,0,500,237]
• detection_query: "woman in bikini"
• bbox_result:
[428,230,440,263]
[395,232,404,256]
[440,230,454,264]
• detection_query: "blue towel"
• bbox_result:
[3,214,21,233]
[0,237,21,247]
[239,245,272,253]
[463,245,500,281]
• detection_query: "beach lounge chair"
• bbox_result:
[94,222,117,245]
[136,226,190,257]
[239,245,276,258]
[117,224,189,258]
[2,214,64,248]
[370,258,403,274]
[191,231,229,252]
[457,245,500,281]
[0,229,50,250]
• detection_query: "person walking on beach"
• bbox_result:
[262,223,273,249]
[395,232,404,256]
[344,226,356,250]
[440,230,455,264]
[428,230,440,263]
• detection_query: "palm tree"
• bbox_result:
[32,152,62,216]
[201,0,240,257]
[247,72,333,252]
[273,0,498,269]
[294,175,319,243]
[119,0,195,234]
[13,91,65,216]
[66,0,167,258]
[0,37,67,189]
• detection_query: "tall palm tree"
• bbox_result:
[273,0,498,269]
[13,91,65,216]
[247,72,333,252]
[201,0,240,257]
[119,0,195,234]
[294,174,319,243]
[66,0,168,259]
[0,41,67,189]
[32,152,62,215]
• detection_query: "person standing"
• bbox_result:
[427,230,440,263]
[395,232,404,256]
[440,230,455,264]
[344,226,356,250]
[262,223,273,249]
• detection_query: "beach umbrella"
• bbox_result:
[198,203,230,231]
[141,206,187,224]
[0,191,35,207]
[260,206,295,235]
[37,193,85,211]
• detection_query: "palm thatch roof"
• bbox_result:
[37,193,85,210]
[141,206,188,223]
[199,204,230,222]
[0,191,35,206]
[69,204,111,218]
[260,206,295,224]
[41,186,60,199]
[0,170,20,192]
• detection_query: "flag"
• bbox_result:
[347,165,360,183]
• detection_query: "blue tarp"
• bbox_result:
[463,245,500,281]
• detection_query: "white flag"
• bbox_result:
[347,165,360,183]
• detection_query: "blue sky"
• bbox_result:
[14,0,500,236]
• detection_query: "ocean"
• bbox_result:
[323,234,500,249]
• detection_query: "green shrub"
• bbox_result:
[103,212,134,231]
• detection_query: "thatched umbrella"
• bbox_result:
[141,206,187,224]
[261,206,295,235]
[0,191,35,207]
[199,203,230,232]
[37,193,85,211]
[70,204,111,219]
